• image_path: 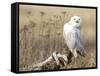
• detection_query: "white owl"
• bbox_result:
[63,16,85,58]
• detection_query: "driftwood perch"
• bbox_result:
[30,51,68,71]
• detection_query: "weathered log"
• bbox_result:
[30,51,68,71]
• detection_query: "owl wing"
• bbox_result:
[75,29,84,50]
[75,29,85,57]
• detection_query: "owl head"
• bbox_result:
[69,16,82,28]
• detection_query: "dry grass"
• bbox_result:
[19,5,96,71]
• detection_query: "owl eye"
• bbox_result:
[74,18,76,20]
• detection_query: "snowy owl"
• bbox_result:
[63,16,85,58]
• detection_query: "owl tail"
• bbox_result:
[77,48,85,57]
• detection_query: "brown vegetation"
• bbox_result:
[19,5,96,71]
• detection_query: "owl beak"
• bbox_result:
[76,20,79,23]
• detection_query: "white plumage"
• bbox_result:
[63,16,85,58]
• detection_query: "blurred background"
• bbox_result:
[19,5,96,71]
